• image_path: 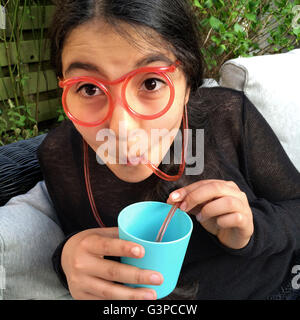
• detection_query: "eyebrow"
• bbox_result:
[64,53,174,77]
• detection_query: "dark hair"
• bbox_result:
[49,0,219,300]
[50,0,204,93]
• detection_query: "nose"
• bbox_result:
[108,87,142,143]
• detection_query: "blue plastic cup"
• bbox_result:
[118,201,193,299]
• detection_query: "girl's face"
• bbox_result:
[61,20,190,182]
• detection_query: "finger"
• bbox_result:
[80,235,145,259]
[75,291,105,300]
[215,212,245,230]
[167,180,240,205]
[197,196,244,222]
[96,227,119,238]
[167,179,219,204]
[85,275,157,300]
[177,181,243,213]
[80,255,164,286]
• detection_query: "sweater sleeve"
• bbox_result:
[238,93,300,258]
[52,232,80,290]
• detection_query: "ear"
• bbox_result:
[58,76,65,88]
[184,86,191,105]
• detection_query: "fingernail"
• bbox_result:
[150,274,162,285]
[171,192,180,200]
[180,201,187,211]
[144,291,155,300]
[131,246,141,257]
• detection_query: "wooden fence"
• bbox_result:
[0,3,59,128]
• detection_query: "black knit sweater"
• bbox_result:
[37,87,300,300]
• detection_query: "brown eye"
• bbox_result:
[77,84,103,97]
[142,78,165,91]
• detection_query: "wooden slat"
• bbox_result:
[0,39,50,67]
[0,69,58,100]
[0,4,59,127]
[1,5,55,34]
[20,5,55,30]
[28,97,61,122]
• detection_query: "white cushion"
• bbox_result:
[219,49,300,172]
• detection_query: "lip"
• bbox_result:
[126,155,147,166]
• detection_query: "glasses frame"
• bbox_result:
[59,60,181,127]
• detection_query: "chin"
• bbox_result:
[106,163,154,183]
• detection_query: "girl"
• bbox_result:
[37,0,300,299]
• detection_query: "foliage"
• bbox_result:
[1,1,300,144]
[192,0,300,79]
[0,98,41,145]
[0,0,53,145]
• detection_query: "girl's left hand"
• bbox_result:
[167,179,254,250]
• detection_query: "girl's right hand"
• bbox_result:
[61,227,163,300]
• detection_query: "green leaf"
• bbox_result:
[28,116,37,124]
[204,0,214,8]
[8,99,15,109]
[216,44,226,55]
[14,128,21,136]
[224,31,234,40]
[193,0,203,8]
[211,35,221,45]
[292,27,300,36]
[234,23,244,33]
[58,114,65,122]
[33,125,39,136]
[209,16,223,30]
[245,13,257,23]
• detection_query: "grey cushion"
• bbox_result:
[0,180,72,300]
